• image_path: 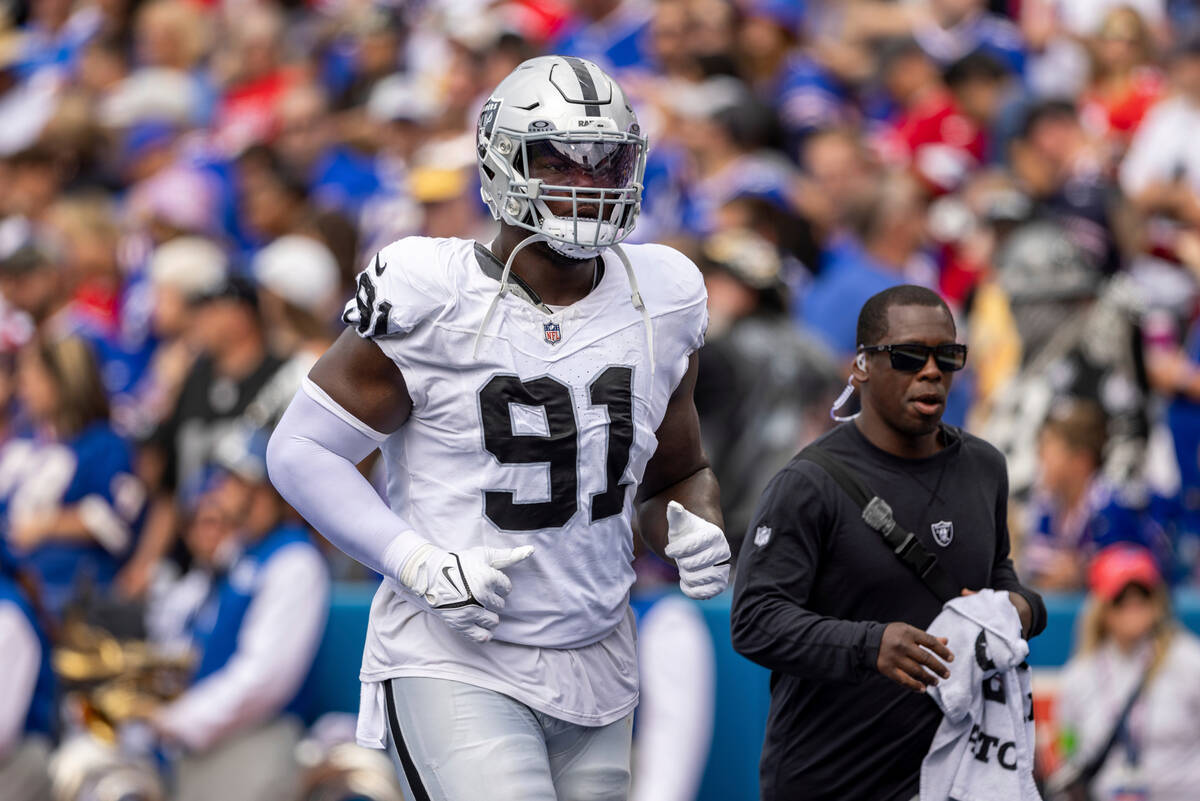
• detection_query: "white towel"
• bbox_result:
[920,590,1042,801]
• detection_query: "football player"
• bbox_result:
[267,55,730,801]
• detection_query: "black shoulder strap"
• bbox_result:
[1079,665,1153,784]
[798,444,962,605]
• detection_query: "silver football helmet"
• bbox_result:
[477,55,648,259]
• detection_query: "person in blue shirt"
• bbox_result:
[799,171,933,361]
[1022,399,1168,591]
[148,424,329,801]
[914,0,1027,78]
[738,1,851,155]
[0,551,55,801]
[2,336,145,619]
[552,0,655,73]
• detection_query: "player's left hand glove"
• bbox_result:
[665,501,731,600]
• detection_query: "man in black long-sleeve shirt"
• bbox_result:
[731,285,1045,801]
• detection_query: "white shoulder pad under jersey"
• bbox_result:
[346,236,708,651]
[341,236,457,340]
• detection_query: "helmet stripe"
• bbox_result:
[563,56,601,116]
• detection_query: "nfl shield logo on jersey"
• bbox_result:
[543,321,562,345]
[931,520,953,547]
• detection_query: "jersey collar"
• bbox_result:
[473,241,605,314]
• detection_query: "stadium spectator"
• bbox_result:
[885,49,1012,194]
[121,277,285,598]
[793,127,879,244]
[1023,399,1164,591]
[1055,544,1200,801]
[800,170,935,360]
[4,336,143,618]
[0,553,54,801]
[669,77,795,236]
[694,228,839,552]
[1079,7,1165,153]
[131,236,228,438]
[149,425,328,801]
[1119,34,1200,240]
[552,0,654,72]
[252,235,339,367]
[628,559,715,801]
[737,1,851,153]
[1009,99,1125,276]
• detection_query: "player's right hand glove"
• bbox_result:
[399,544,535,643]
[665,501,731,600]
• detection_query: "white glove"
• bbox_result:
[665,501,730,600]
[399,544,535,643]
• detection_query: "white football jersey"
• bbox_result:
[344,235,706,649]
[341,236,707,735]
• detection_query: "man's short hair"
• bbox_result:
[1019,99,1078,140]
[1041,398,1108,467]
[943,51,1009,89]
[856,285,953,347]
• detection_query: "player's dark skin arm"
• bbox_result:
[308,328,413,433]
[635,353,724,560]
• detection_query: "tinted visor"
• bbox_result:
[525,138,639,189]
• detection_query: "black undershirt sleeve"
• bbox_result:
[731,467,887,681]
[985,466,1047,638]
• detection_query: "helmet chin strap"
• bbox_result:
[610,243,655,375]
[472,233,548,358]
[471,235,656,379]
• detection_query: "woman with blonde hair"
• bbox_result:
[1054,544,1200,800]
[1080,6,1164,151]
[0,336,145,618]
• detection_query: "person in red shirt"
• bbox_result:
[1079,6,1164,152]
[888,48,1012,194]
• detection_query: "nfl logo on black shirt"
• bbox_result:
[544,321,562,344]
[931,520,953,547]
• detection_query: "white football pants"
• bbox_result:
[382,676,632,801]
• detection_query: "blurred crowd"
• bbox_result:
[6,0,1200,797]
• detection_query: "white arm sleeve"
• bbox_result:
[266,378,426,583]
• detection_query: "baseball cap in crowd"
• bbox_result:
[409,166,469,205]
[211,422,273,485]
[0,216,54,275]
[192,275,259,310]
[252,235,339,313]
[366,73,442,124]
[101,68,199,128]
[743,0,806,33]
[119,120,177,170]
[1088,544,1163,602]
[701,228,783,291]
[149,236,228,299]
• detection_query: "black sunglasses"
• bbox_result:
[859,343,968,373]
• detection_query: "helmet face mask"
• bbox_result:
[478,57,648,259]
